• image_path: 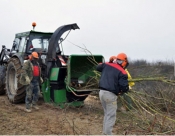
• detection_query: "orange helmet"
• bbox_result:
[31,52,39,59]
[116,53,128,68]
[109,56,117,63]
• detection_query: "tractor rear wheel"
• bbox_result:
[5,57,26,103]
[0,65,6,94]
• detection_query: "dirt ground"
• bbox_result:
[1,93,174,135]
[0,94,108,135]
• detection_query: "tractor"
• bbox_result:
[0,23,104,107]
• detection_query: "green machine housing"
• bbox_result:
[42,54,104,107]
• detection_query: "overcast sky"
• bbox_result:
[0,0,175,62]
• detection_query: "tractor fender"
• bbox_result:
[11,53,25,66]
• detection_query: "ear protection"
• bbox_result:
[117,59,129,69]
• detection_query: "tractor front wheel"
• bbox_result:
[5,57,26,103]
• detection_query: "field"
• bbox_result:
[0,94,107,135]
[0,93,175,135]
[0,60,175,135]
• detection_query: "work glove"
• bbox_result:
[25,76,30,85]
[19,74,30,85]
[129,86,132,90]
[118,85,129,95]
[40,77,43,84]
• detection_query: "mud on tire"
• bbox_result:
[0,65,6,94]
[6,57,26,103]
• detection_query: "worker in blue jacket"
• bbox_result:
[109,56,135,111]
[96,53,129,135]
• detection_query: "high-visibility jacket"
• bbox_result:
[125,69,135,88]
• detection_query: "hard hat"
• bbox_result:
[116,53,127,61]
[116,53,128,68]
[31,52,39,59]
[109,56,117,63]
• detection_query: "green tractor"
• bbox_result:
[0,23,104,107]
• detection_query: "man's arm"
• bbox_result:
[19,61,30,85]
[21,61,29,75]
[125,69,135,87]
[118,73,129,93]
[96,63,104,72]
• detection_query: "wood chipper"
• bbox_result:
[0,23,104,107]
[42,54,104,107]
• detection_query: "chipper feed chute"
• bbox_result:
[65,55,104,105]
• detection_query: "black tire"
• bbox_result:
[0,65,6,95]
[5,57,26,103]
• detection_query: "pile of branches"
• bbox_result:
[67,42,175,134]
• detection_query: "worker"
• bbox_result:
[109,55,135,111]
[20,52,43,113]
[96,53,129,135]
[123,69,135,110]
[109,55,117,63]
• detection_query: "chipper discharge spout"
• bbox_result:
[42,54,104,107]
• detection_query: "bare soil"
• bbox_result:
[1,94,175,135]
[0,94,106,135]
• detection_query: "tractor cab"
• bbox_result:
[11,31,53,59]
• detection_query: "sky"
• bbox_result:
[0,0,175,62]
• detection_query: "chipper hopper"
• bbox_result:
[42,54,104,107]
[0,22,104,107]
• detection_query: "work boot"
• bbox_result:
[32,105,39,110]
[25,108,32,113]
[31,103,39,110]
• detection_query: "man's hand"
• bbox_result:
[40,77,43,84]
[19,74,30,85]
[25,76,30,85]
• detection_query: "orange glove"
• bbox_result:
[109,56,117,63]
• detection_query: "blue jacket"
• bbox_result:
[96,62,129,95]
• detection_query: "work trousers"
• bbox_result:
[99,90,118,135]
[25,81,40,109]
